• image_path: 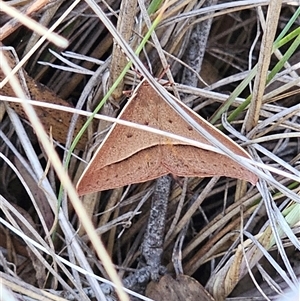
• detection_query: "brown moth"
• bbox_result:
[77,80,257,195]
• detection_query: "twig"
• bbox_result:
[141,175,172,280]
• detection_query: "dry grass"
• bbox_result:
[0,1,300,301]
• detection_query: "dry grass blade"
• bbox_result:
[0,0,68,47]
[109,0,138,100]
[246,1,283,131]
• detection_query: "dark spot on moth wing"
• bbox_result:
[144,121,149,126]
[187,125,193,131]
[126,133,133,138]
[146,159,157,168]
[168,119,173,124]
